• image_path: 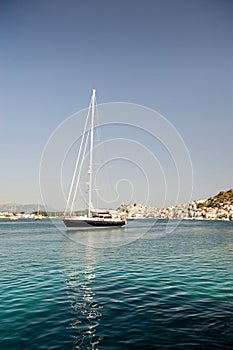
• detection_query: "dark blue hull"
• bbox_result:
[63,218,126,229]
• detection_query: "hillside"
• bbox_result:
[198,189,233,208]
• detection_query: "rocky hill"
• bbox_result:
[197,189,233,208]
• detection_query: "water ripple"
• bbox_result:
[0,219,233,349]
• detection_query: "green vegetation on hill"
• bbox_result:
[197,189,233,208]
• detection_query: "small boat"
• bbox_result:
[63,90,126,230]
[34,203,43,220]
[34,214,43,221]
[9,215,18,221]
[9,204,19,220]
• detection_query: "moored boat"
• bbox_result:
[63,89,126,230]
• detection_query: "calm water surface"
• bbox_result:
[0,219,233,349]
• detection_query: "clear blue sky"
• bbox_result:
[1,0,232,208]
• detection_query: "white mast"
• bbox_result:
[88,89,96,217]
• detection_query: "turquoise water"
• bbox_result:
[0,219,233,349]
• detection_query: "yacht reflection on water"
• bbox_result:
[63,239,103,349]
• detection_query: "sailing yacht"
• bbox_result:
[63,89,126,230]
[9,204,19,220]
[34,203,43,220]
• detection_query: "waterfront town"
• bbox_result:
[117,200,233,221]
[117,189,233,221]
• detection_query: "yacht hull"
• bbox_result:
[63,217,126,230]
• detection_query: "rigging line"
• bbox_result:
[64,100,92,216]
[70,120,91,215]
[95,99,113,206]
[94,96,101,143]
[88,90,96,217]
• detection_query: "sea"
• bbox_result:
[0,218,233,350]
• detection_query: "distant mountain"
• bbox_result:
[0,202,59,213]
